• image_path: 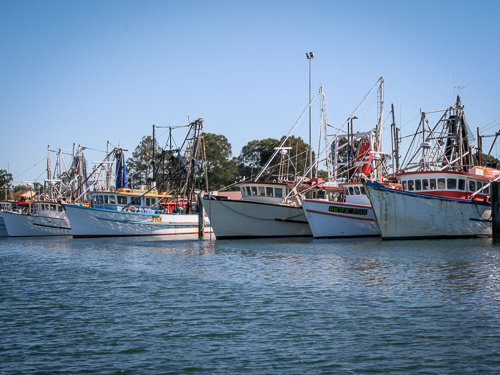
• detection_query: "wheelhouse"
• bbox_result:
[397,170,492,201]
[91,188,164,212]
[238,179,336,204]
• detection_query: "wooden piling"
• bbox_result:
[492,181,500,238]
[198,193,205,239]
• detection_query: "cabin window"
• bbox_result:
[469,181,476,192]
[131,197,141,206]
[349,187,355,195]
[104,195,109,204]
[246,187,251,196]
[251,187,257,195]
[241,187,246,196]
[458,179,465,191]
[408,180,414,191]
[354,186,360,195]
[402,181,407,190]
[415,180,422,191]
[438,178,445,189]
[117,195,127,205]
[50,205,56,211]
[422,179,429,190]
[317,190,326,199]
[484,185,490,194]
[109,195,116,204]
[360,186,366,195]
[275,188,283,198]
[98,195,104,204]
[477,182,483,192]
[146,198,151,207]
[266,187,273,196]
[344,188,350,195]
[258,186,265,196]
[430,179,436,190]
[447,179,457,190]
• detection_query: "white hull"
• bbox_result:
[3,211,72,237]
[202,197,311,239]
[0,213,7,236]
[302,199,380,238]
[64,204,210,238]
[365,181,491,240]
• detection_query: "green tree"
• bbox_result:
[126,136,162,187]
[473,153,500,169]
[238,136,313,181]
[0,169,13,200]
[238,138,279,180]
[202,133,238,191]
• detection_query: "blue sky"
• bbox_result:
[1,0,500,184]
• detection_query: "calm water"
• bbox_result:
[1,235,500,374]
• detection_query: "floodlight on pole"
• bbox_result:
[306,52,314,178]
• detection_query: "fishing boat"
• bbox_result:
[2,145,87,237]
[364,95,495,240]
[302,182,381,239]
[203,86,338,239]
[204,178,336,239]
[64,188,209,238]
[3,201,72,237]
[302,78,391,238]
[64,119,211,238]
[0,201,30,236]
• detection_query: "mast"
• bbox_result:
[152,124,156,184]
[390,103,400,174]
[47,145,52,199]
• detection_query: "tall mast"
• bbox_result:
[152,124,156,183]
[47,145,52,199]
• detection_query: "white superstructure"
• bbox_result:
[64,188,210,238]
[3,202,71,237]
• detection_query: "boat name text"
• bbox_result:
[328,206,368,215]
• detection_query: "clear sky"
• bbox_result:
[1,0,500,184]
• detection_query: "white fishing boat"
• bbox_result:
[302,182,380,238]
[3,202,72,237]
[365,172,493,240]
[64,188,209,238]
[0,201,30,236]
[2,145,88,237]
[203,86,337,239]
[203,179,333,239]
[65,119,211,238]
[364,95,496,240]
[302,77,391,238]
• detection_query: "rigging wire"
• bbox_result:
[12,156,47,182]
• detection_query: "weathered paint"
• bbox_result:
[366,181,491,240]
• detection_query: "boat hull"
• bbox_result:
[365,181,491,240]
[202,197,311,239]
[0,213,8,236]
[3,211,72,237]
[64,204,210,238]
[302,199,380,238]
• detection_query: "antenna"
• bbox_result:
[454,85,465,98]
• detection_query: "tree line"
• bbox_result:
[125,133,319,192]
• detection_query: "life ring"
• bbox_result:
[125,206,137,213]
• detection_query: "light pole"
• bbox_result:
[306,52,314,178]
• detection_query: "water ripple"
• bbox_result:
[1,236,500,373]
